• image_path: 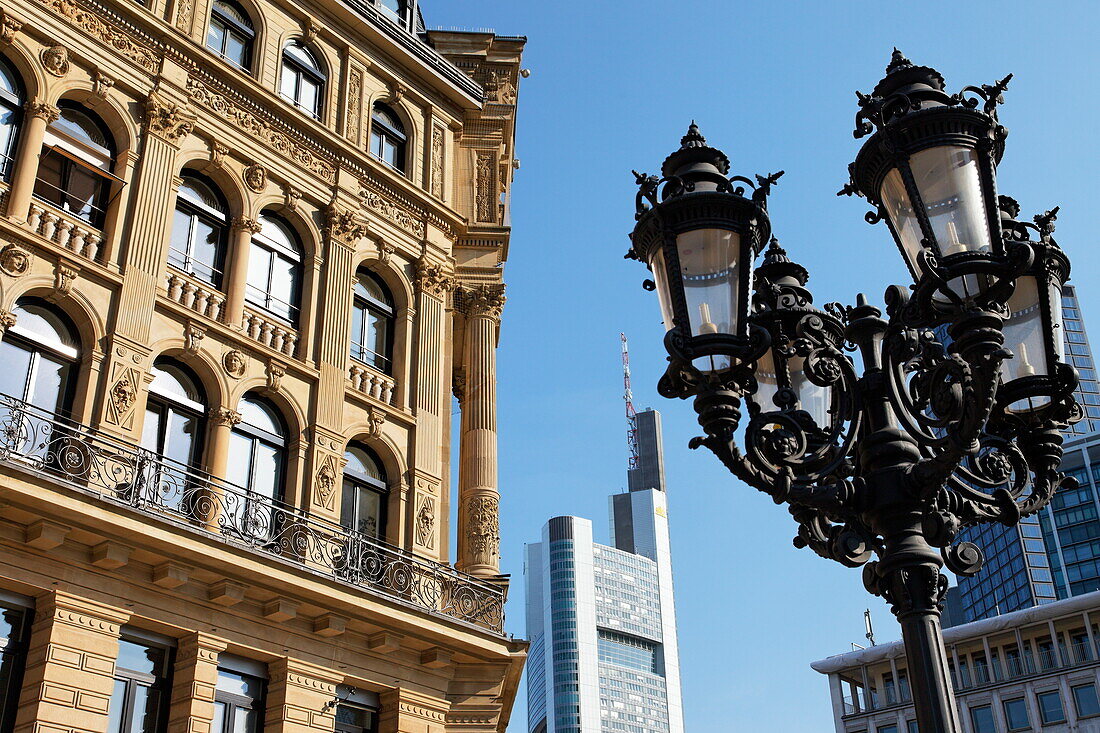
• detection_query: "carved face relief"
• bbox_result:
[222,350,246,378]
[0,243,31,276]
[244,163,267,193]
[40,46,70,77]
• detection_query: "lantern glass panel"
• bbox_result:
[676,228,742,339]
[649,247,677,333]
[1002,275,1062,413]
[750,350,831,428]
[880,168,925,275]
[910,145,993,259]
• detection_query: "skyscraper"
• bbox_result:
[953,283,1100,623]
[525,409,685,733]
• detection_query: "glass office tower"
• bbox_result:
[525,410,684,733]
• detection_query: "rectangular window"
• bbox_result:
[335,701,379,733]
[906,722,918,733]
[970,705,995,733]
[876,726,897,733]
[106,634,173,733]
[1037,690,1066,724]
[1002,698,1030,731]
[1074,683,1100,718]
[213,656,266,733]
[0,598,33,733]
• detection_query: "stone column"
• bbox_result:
[223,218,262,327]
[13,591,129,733]
[264,658,342,733]
[166,633,226,733]
[455,284,504,576]
[378,688,448,733]
[6,99,57,222]
[203,407,241,528]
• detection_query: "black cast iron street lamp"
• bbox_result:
[627,50,1079,733]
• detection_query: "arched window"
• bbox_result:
[227,394,287,508]
[342,444,387,539]
[378,0,407,27]
[279,42,324,119]
[351,270,394,373]
[170,174,229,287]
[207,0,255,70]
[0,56,24,180]
[142,360,206,513]
[369,103,406,173]
[246,213,302,324]
[34,103,117,228]
[0,299,79,417]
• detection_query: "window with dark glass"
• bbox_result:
[0,56,24,180]
[0,299,79,417]
[279,43,324,119]
[351,270,393,373]
[170,174,228,287]
[369,103,406,173]
[141,360,206,512]
[0,599,32,733]
[335,702,378,733]
[1074,683,1100,718]
[34,103,117,228]
[227,395,287,536]
[106,635,172,733]
[969,705,995,733]
[875,725,896,733]
[246,214,302,324]
[213,662,264,733]
[1003,697,1029,731]
[905,721,918,733]
[207,0,254,70]
[1038,689,1066,724]
[341,444,387,539]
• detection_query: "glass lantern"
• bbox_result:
[750,349,832,428]
[1001,275,1066,413]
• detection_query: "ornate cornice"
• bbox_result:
[36,0,160,72]
[454,283,505,319]
[358,176,426,239]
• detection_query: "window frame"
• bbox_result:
[969,704,995,733]
[0,55,24,180]
[170,173,230,288]
[0,298,80,417]
[334,700,380,733]
[369,103,407,174]
[34,102,118,229]
[1074,683,1100,719]
[341,443,388,540]
[351,269,394,373]
[1037,689,1067,724]
[107,634,174,733]
[1002,697,1030,731]
[0,596,33,733]
[213,664,265,733]
[279,42,325,119]
[143,360,207,473]
[246,214,303,325]
[207,0,255,71]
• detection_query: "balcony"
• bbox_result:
[0,394,504,633]
[26,202,104,262]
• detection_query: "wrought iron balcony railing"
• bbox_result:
[0,394,504,633]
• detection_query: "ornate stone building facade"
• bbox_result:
[0,0,524,729]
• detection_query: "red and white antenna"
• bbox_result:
[621,333,640,470]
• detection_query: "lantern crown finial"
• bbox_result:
[660,121,731,181]
[886,47,913,74]
[681,121,706,148]
[756,236,810,290]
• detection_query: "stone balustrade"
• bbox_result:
[242,308,299,357]
[165,272,226,322]
[349,364,396,405]
[27,202,104,261]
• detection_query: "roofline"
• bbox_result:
[810,590,1100,674]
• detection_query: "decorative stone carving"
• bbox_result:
[39,45,69,77]
[92,70,114,98]
[144,91,196,144]
[475,151,495,222]
[53,262,77,296]
[358,179,425,238]
[222,349,246,378]
[186,76,338,184]
[25,99,59,123]
[346,68,363,144]
[0,243,31,276]
[414,257,455,297]
[174,0,192,30]
[184,321,205,353]
[452,367,465,402]
[283,186,301,212]
[105,370,139,427]
[210,407,241,427]
[366,405,387,439]
[415,494,435,549]
[486,68,517,105]
[378,241,394,264]
[232,217,263,235]
[210,141,228,167]
[455,284,505,320]
[0,309,17,337]
[315,455,337,511]
[387,81,406,103]
[265,360,285,393]
[38,0,160,72]
[243,163,267,193]
[430,125,444,198]
[465,495,500,563]
[0,9,22,43]
[302,19,318,44]
[324,202,366,244]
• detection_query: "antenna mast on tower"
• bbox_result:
[621,333,640,470]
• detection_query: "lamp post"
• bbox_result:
[627,51,1080,733]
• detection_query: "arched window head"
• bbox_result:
[280,42,325,119]
[34,103,117,228]
[0,298,79,416]
[227,394,288,533]
[342,443,388,539]
[351,269,394,373]
[0,55,25,180]
[246,213,303,324]
[207,0,255,70]
[143,360,207,510]
[369,103,406,174]
[170,173,229,287]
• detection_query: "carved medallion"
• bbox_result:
[222,349,246,378]
[40,45,69,77]
[244,163,267,193]
[0,243,31,276]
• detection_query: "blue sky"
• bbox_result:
[427,2,1100,730]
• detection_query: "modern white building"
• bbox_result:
[525,409,684,733]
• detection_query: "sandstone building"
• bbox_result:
[0,0,525,730]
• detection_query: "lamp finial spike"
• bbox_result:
[680,121,706,149]
[886,47,913,74]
